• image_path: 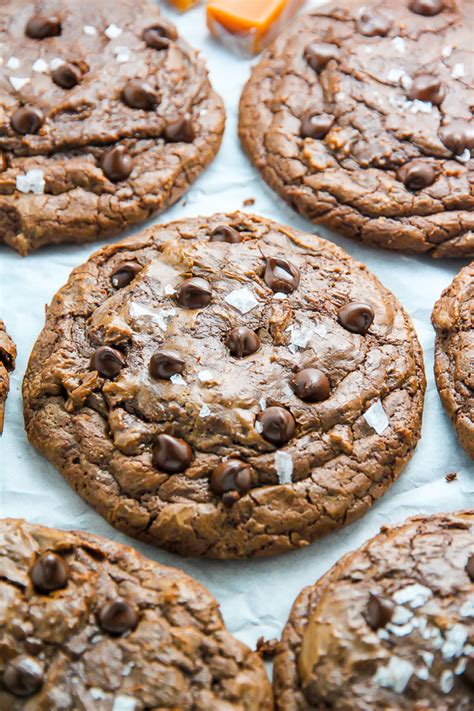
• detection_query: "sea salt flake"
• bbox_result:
[452,62,465,78]
[199,404,211,418]
[388,622,415,637]
[455,658,467,675]
[170,374,186,386]
[373,656,414,694]
[392,37,406,53]
[456,148,471,163]
[155,307,176,330]
[259,397,267,411]
[420,651,434,668]
[377,628,390,641]
[105,24,123,39]
[83,25,97,36]
[9,76,30,91]
[393,584,432,608]
[363,399,389,435]
[400,74,413,90]
[255,421,264,434]
[273,292,288,300]
[224,287,258,314]
[391,606,414,625]
[122,662,134,676]
[275,451,293,484]
[164,284,176,295]
[441,624,468,660]
[313,323,327,339]
[460,595,474,617]
[287,325,313,350]
[387,68,405,82]
[6,56,20,69]
[90,688,107,700]
[32,58,49,73]
[50,57,65,70]
[442,45,453,58]
[440,670,454,694]
[91,634,102,644]
[16,169,45,195]
[112,696,137,711]
[197,369,213,382]
[410,99,432,114]
[415,666,429,680]
[115,46,130,63]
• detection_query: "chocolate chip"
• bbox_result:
[25,15,61,39]
[209,224,242,243]
[466,554,474,582]
[163,114,195,143]
[51,63,81,90]
[264,257,300,294]
[397,160,437,191]
[438,120,474,155]
[409,0,444,16]
[226,327,260,358]
[290,369,330,403]
[463,658,474,689]
[122,79,157,110]
[11,107,44,135]
[149,350,184,380]
[365,593,394,630]
[338,302,374,335]
[175,277,212,309]
[98,598,138,636]
[142,23,178,50]
[111,262,141,289]
[356,8,392,36]
[210,459,252,506]
[91,346,126,378]
[304,42,339,72]
[101,146,133,182]
[408,74,445,105]
[301,110,335,139]
[258,407,296,447]
[30,552,69,593]
[152,434,193,473]
[3,655,44,697]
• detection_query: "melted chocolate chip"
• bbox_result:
[466,554,474,582]
[142,23,178,50]
[210,459,252,507]
[226,327,260,358]
[304,42,339,72]
[409,0,444,16]
[3,655,44,697]
[397,160,437,191]
[408,74,445,105]
[111,262,141,289]
[98,598,138,636]
[51,63,81,90]
[438,120,474,155]
[91,346,126,379]
[163,114,195,143]
[301,110,335,139]
[356,8,392,36]
[11,107,44,135]
[30,552,69,593]
[365,593,394,630]
[264,257,300,294]
[149,350,184,380]
[122,79,157,110]
[290,369,330,403]
[152,434,193,473]
[25,15,61,39]
[175,277,212,309]
[258,407,296,447]
[338,302,374,335]
[101,146,133,182]
[209,224,242,243]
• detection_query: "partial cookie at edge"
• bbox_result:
[0,321,16,433]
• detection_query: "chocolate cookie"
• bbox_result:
[432,263,473,458]
[0,518,272,710]
[0,1,225,254]
[273,511,474,710]
[23,212,425,558]
[239,0,474,258]
[0,321,16,433]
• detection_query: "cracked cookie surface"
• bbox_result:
[432,262,473,458]
[239,0,474,257]
[0,519,272,710]
[0,321,16,433]
[273,511,474,710]
[22,212,425,558]
[0,0,225,254]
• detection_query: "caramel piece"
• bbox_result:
[168,0,201,10]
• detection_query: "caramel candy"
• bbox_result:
[206,0,304,56]
[168,0,201,10]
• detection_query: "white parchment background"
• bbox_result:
[0,0,472,666]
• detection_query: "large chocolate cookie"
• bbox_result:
[273,511,474,710]
[432,263,473,458]
[0,1,225,254]
[0,321,16,433]
[23,212,425,558]
[0,519,272,710]
[239,0,474,258]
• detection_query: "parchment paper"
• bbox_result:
[1,0,472,666]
